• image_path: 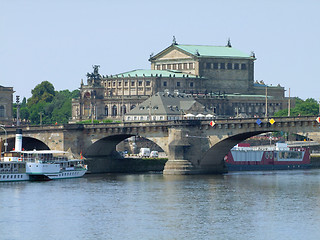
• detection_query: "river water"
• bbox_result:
[1,170,320,240]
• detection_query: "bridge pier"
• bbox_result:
[163,160,198,175]
[163,125,228,175]
[163,127,200,175]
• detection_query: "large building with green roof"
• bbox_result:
[149,39,255,94]
[71,39,288,122]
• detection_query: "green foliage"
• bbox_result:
[77,120,101,124]
[75,119,117,124]
[15,81,80,125]
[102,119,114,123]
[274,97,319,117]
[27,81,55,107]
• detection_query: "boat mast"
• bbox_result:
[288,88,291,117]
[265,86,268,118]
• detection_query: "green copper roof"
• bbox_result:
[176,45,252,58]
[110,69,199,78]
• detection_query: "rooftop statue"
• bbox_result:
[86,65,101,86]
[172,36,178,45]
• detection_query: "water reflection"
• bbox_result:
[1,170,320,239]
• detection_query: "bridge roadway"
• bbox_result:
[1,116,320,174]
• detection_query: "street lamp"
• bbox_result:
[0,124,8,152]
[16,95,20,126]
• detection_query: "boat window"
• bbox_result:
[279,151,302,159]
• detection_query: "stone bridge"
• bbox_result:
[1,116,320,174]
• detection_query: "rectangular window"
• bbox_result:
[241,64,247,70]
[213,63,218,69]
[113,81,116,87]
[124,81,128,86]
[138,81,143,86]
[162,64,166,70]
[183,63,188,69]
[163,81,167,87]
[177,82,180,87]
[234,63,239,69]
[108,82,111,87]
[178,63,182,70]
[189,82,194,87]
[220,63,225,69]
[167,64,171,69]
[118,81,122,87]
[146,81,150,86]
[156,65,161,70]
[189,63,194,69]
[172,64,177,70]
[131,81,135,87]
[206,63,211,69]
[227,63,232,69]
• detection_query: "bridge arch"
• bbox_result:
[200,131,267,170]
[0,136,50,152]
[84,134,167,158]
[85,134,133,157]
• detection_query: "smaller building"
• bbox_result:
[125,91,213,121]
[0,85,14,125]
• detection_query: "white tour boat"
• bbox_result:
[23,150,87,181]
[0,129,87,182]
[0,152,30,182]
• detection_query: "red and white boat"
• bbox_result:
[225,142,311,171]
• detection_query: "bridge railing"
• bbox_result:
[2,115,319,132]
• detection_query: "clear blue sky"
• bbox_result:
[1,0,319,101]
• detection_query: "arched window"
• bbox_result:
[112,105,117,116]
[105,106,108,116]
[0,106,5,117]
[121,105,127,115]
[84,101,90,116]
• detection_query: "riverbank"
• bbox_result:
[310,154,320,168]
[86,154,320,174]
[85,157,167,174]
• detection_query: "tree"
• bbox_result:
[15,80,80,125]
[274,98,319,117]
[27,81,55,107]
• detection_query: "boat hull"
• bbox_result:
[43,169,87,180]
[0,173,30,182]
[226,163,312,171]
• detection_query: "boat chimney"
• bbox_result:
[15,129,22,152]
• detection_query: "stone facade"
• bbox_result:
[71,40,288,122]
[0,85,14,125]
